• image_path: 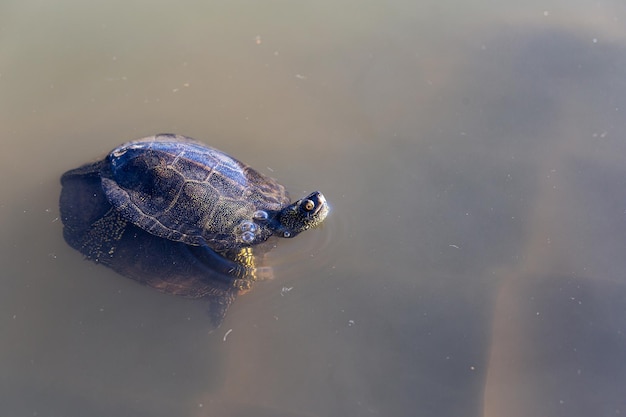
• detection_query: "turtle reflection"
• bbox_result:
[59,134,329,327]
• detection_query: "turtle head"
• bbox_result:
[276,191,329,238]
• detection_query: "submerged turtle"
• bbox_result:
[60,133,329,326]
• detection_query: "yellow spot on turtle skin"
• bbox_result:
[233,279,252,292]
[227,246,259,292]
[232,247,255,269]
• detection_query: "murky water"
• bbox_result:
[2,1,626,416]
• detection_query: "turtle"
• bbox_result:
[60,133,329,326]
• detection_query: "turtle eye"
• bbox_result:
[303,199,315,211]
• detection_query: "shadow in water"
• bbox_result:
[59,161,243,328]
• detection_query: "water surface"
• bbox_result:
[2,1,626,416]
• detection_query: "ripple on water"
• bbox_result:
[265,199,348,279]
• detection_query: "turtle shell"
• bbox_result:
[100,134,290,251]
[59,133,327,327]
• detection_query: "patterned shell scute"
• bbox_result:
[101,134,289,249]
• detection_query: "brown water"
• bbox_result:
[2,1,626,416]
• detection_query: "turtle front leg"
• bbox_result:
[227,247,274,292]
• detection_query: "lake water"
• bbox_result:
[2,1,626,416]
